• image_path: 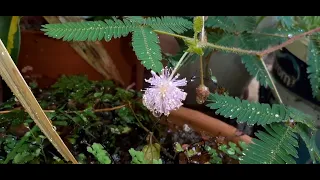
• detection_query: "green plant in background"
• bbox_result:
[41,16,320,164]
[0,16,21,64]
[87,143,111,164]
[0,75,158,164]
[129,147,162,164]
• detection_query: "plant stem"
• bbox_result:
[204,42,259,55]
[199,16,205,86]
[259,56,283,104]
[154,26,320,57]
[258,27,320,56]
[169,51,189,80]
[199,56,204,85]
[153,30,189,40]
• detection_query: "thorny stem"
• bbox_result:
[169,51,189,80]
[154,27,320,57]
[259,56,283,104]
[127,102,174,160]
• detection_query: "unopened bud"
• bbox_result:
[196,84,210,104]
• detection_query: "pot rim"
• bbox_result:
[168,106,252,144]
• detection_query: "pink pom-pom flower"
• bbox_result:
[142,67,187,117]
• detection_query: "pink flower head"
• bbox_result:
[142,67,187,117]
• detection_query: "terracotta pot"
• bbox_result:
[16,30,143,89]
[168,107,252,144]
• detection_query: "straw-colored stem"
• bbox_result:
[0,40,77,164]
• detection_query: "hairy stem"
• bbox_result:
[154,27,320,57]
[169,51,189,80]
[204,42,259,55]
[199,16,206,86]
[153,30,188,40]
[199,56,204,85]
[259,56,283,104]
[258,27,320,56]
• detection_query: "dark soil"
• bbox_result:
[0,74,244,164]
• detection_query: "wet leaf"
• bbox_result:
[87,143,111,164]
[142,143,161,164]
[174,142,184,153]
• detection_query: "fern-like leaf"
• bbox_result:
[295,124,320,163]
[41,18,138,41]
[287,107,316,130]
[241,55,272,88]
[207,93,289,125]
[124,16,146,24]
[306,40,320,99]
[207,93,316,128]
[241,123,298,164]
[275,16,295,29]
[296,16,320,30]
[131,27,163,73]
[206,16,256,32]
[145,16,193,34]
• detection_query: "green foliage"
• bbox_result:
[51,75,115,106]
[87,143,111,164]
[294,124,320,163]
[307,40,320,99]
[296,16,320,30]
[41,17,320,164]
[205,141,246,164]
[144,16,193,34]
[218,142,242,160]
[0,16,21,64]
[42,18,138,41]
[2,126,43,164]
[208,92,320,164]
[129,148,147,164]
[207,93,315,127]
[129,148,162,164]
[241,123,299,164]
[41,16,192,73]
[142,143,161,163]
[241,55,272,88]
[204,146,222,164]
[276,16,295,28]
[0,75,154,164]
[206,16,257,32]
[132,27,163,72]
